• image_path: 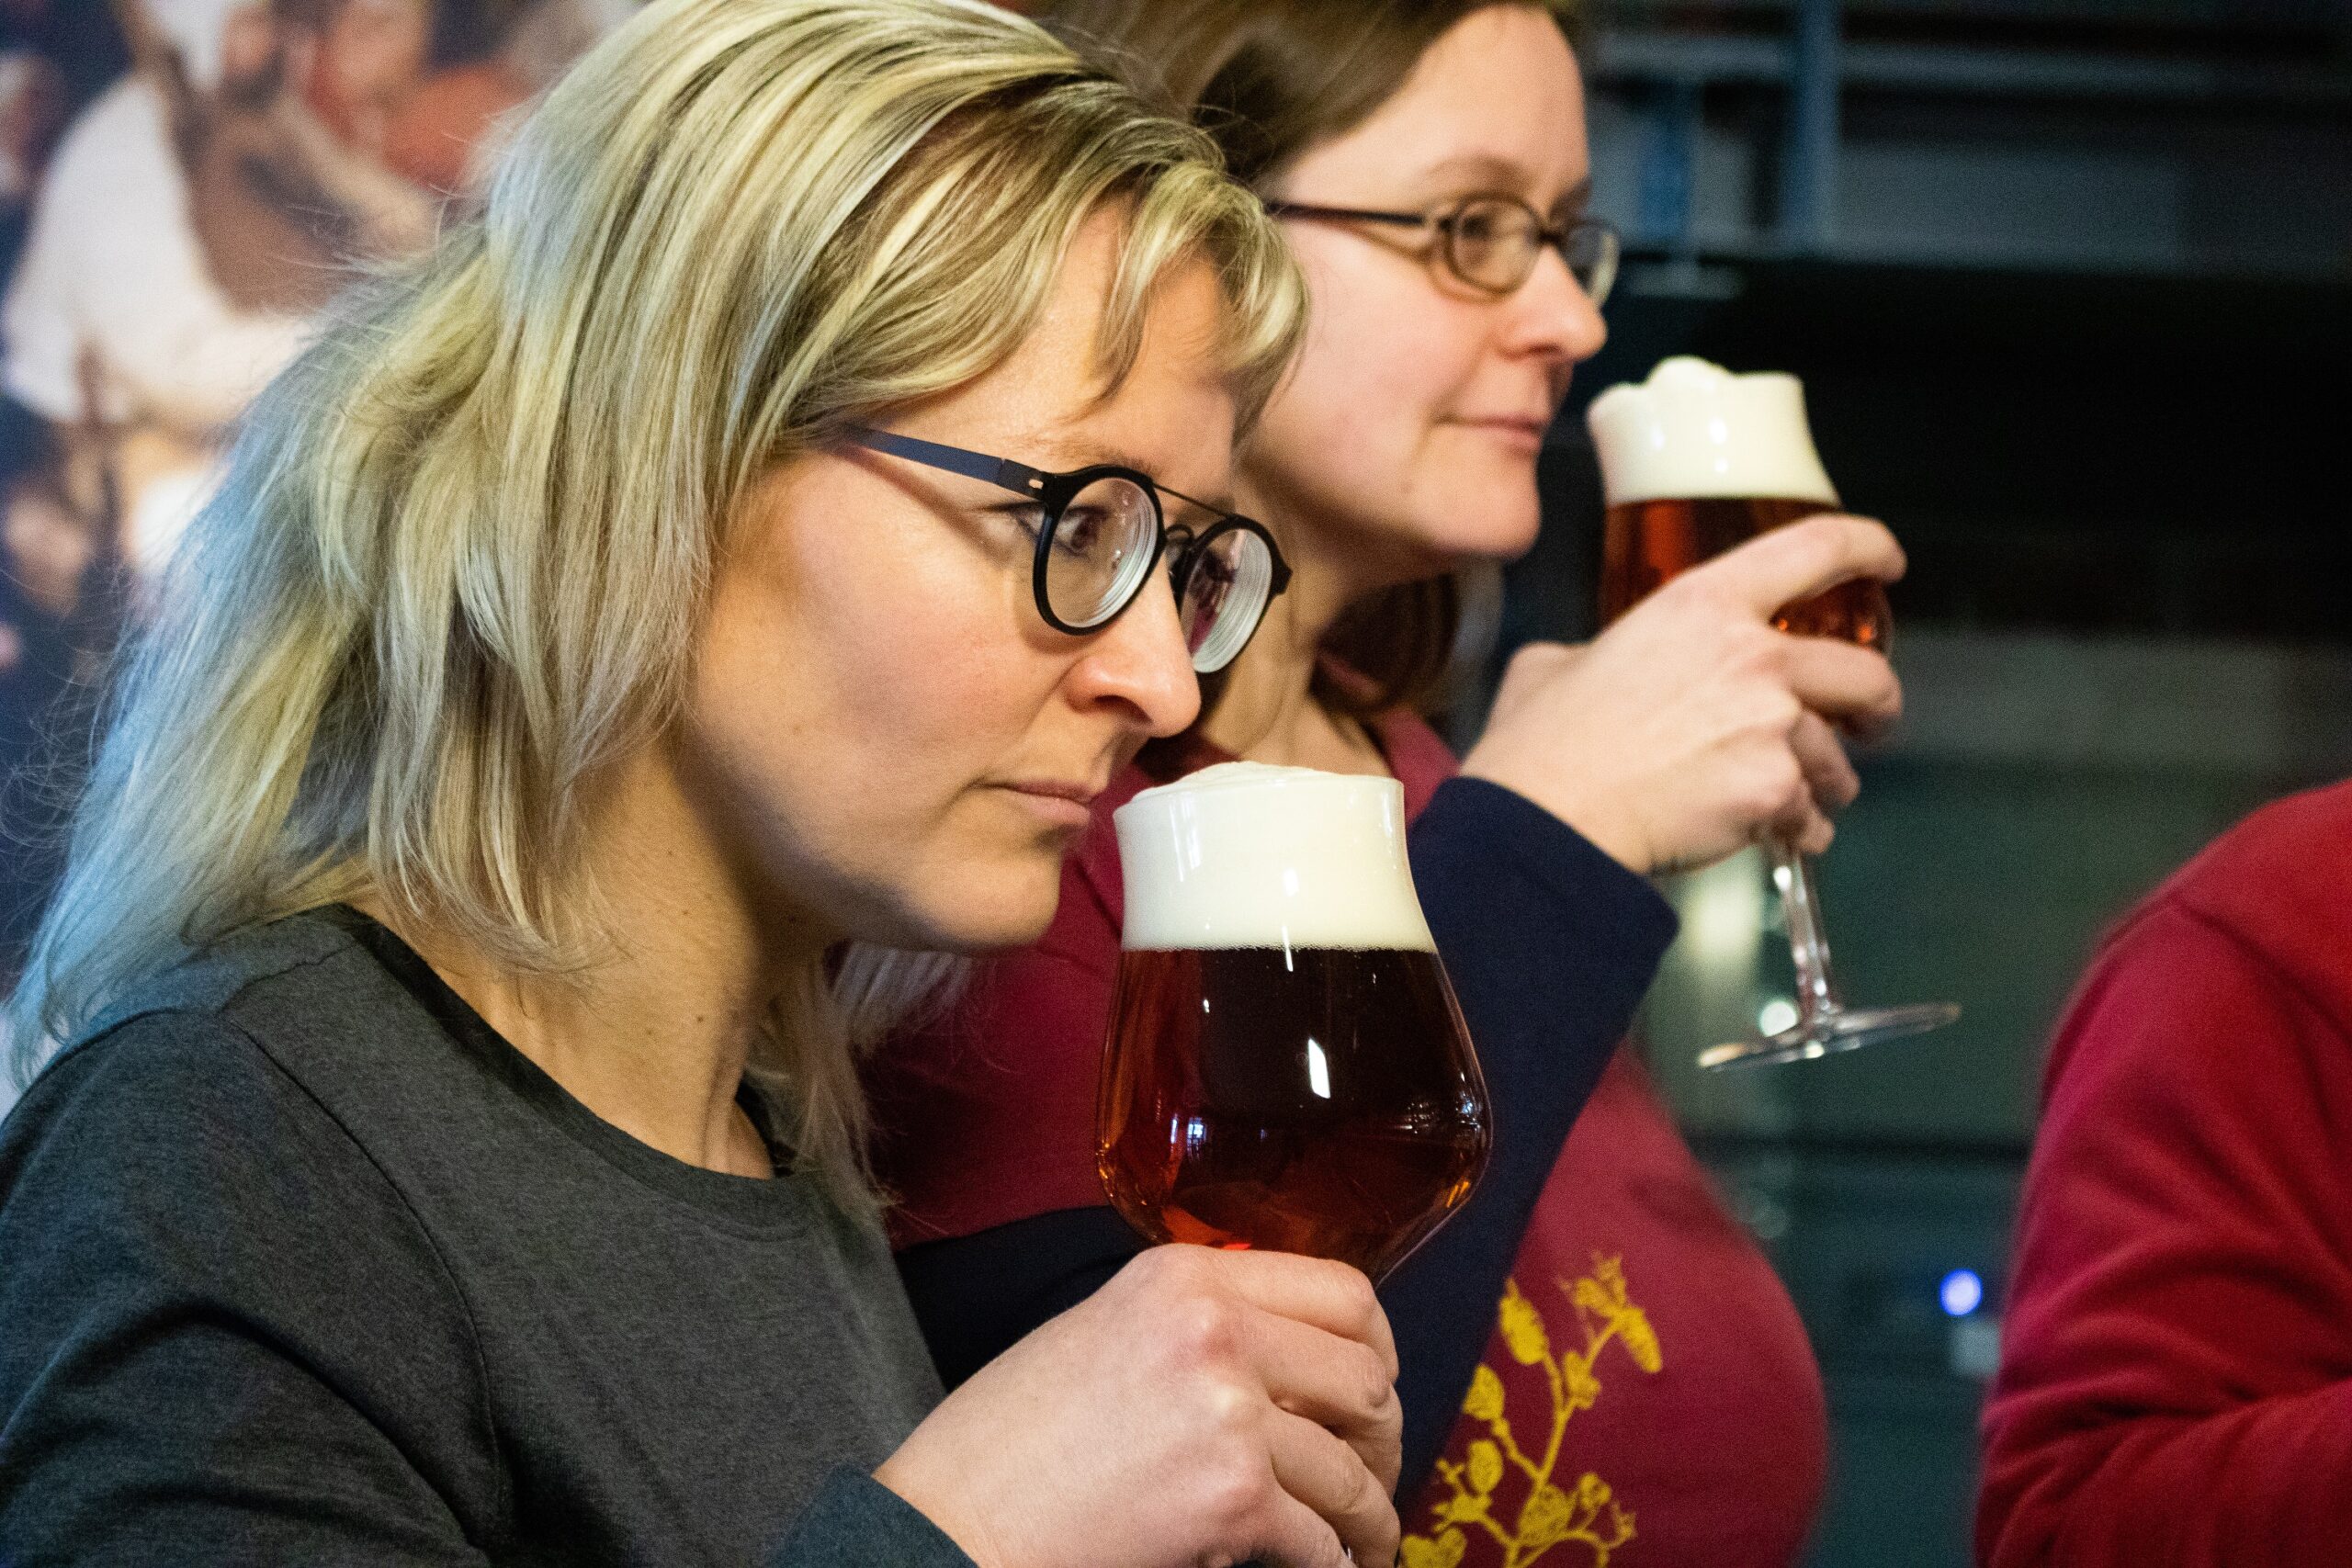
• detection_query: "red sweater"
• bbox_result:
[1977,779,2352,1567]
[872,712,1827,1567]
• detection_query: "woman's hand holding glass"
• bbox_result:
[876,1245,1403,1568]
[1461,513,1906,875]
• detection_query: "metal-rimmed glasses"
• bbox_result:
[1264,194,1620,306]
[844,427,1292,674]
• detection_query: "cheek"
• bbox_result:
[1282,251,1475,455]
[1250,251,1535,558]
[686,512,1072,947]
[761,529,1012,828]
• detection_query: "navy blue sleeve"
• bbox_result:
[1381,775,1679,1492]
[897,1206,1142,1393]
[893,777,1676,1502]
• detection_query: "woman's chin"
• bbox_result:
[889,868,1062,954]
[1408,510,1542,568]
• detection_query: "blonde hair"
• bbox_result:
[9,0,1305,1193]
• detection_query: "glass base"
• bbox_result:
[1697,1001,1961,1071]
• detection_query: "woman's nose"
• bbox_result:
[1508,244,1609,366]
[1062,572,1203,739]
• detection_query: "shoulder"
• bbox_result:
[94,908,436,1073]
[2086,780,2352,1049]
[9,910,454,1223]
[2160,780,2352,951]
[1,911,487,1291]
[6,989,406,1238]
[2041,784,2352,1123]
[0,997,469,1352]
[0,1010,500,1540]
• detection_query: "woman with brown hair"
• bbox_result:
[865,4,1904,1562]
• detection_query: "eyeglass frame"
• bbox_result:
[841,425,1293,648]
[1262,194,1621,307]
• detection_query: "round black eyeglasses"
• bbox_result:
[1264,194,1620,306]
[843,427,1292,674]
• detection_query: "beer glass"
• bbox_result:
[1587,356,1959,1069]
[1096,763,1491,1279]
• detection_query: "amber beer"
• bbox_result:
[1589,356,1889,648]
[1096,764,1490,1279]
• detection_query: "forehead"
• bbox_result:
[915,211,1239,492]
[1291,6,1588,201]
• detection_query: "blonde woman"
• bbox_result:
[0,3,1405,1563]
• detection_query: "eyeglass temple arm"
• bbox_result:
[843,426,1047,498]
[1261,200,1430,230]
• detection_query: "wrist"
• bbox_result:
[873,1454,1002,1568]
[1455,757,1652,874]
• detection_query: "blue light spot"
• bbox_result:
[1940,1269,1984,1318]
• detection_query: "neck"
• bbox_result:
[1199,486,1416,774]
[361,743,831,1179]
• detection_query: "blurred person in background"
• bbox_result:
[865,4,1909,1564]
[300,0,432,156]
[1977,776,2352,1566]
[385,0,640,197]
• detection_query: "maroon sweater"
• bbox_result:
[1978,779,2352,1566]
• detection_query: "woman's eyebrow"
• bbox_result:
[1030,436,1236,512]
[1416,151,1537,195]
[1413,153,1595,216]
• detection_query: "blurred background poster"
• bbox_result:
[0,3,2348,1564]
[0,0,638,1000]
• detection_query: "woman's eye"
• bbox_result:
[1055,506,1111,557]
[994,503,1052,542]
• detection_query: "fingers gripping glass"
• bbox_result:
[1265,195,1620,305]
[844,427,1291,674]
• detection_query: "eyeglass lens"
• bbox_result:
[1445,197,1615,304]
[1041,471,1277,672]
[1178,528,1275,673]
[1042,474,1159,630]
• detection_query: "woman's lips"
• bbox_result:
[1455,415,1549,450]
[1001,781,1100,829]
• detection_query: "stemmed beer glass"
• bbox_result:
[1587,356,1959,1069]
[1095,763,1490,1279]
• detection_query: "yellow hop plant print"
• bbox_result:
[1572,1258,1663,1375]
[1404,1529,1469,1568]
[1464,1364,1508,1426]
[1403,1256,1663,1568]
[1498,1279,1552,1366]
[1468,1440,1505,1497]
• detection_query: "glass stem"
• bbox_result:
[1770,838,1844,1022]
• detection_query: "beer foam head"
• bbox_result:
[1114,762,1436,953]
[1585,356,1838,508]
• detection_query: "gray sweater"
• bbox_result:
[0,907,971,1567]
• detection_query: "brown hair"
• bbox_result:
[1041,0,1578,722]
